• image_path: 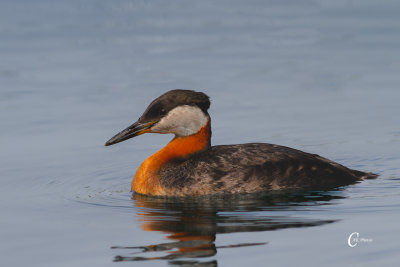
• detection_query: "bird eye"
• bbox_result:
[160,108,166,115]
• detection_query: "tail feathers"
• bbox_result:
[362,172,378,179]
[353,170,378,180]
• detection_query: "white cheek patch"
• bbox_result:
[151,105,208,136]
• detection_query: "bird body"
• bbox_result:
[132,120,211,195]
[105,89,376,197]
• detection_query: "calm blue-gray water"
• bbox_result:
[1,1,399,266]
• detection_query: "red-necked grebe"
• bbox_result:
[105,89,377,196]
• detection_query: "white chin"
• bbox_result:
[151,105,208,136]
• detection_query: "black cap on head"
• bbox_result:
[138,89,210,123]
[105,89,210,146]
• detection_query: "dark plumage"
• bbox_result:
[159,143,377,195]
[105,89,377,196]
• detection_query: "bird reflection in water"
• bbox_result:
[112,191,343,265]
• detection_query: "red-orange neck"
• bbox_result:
[132,120,211,195]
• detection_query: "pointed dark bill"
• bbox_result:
[104,121,157,146]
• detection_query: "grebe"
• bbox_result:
[105,89,376,196]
